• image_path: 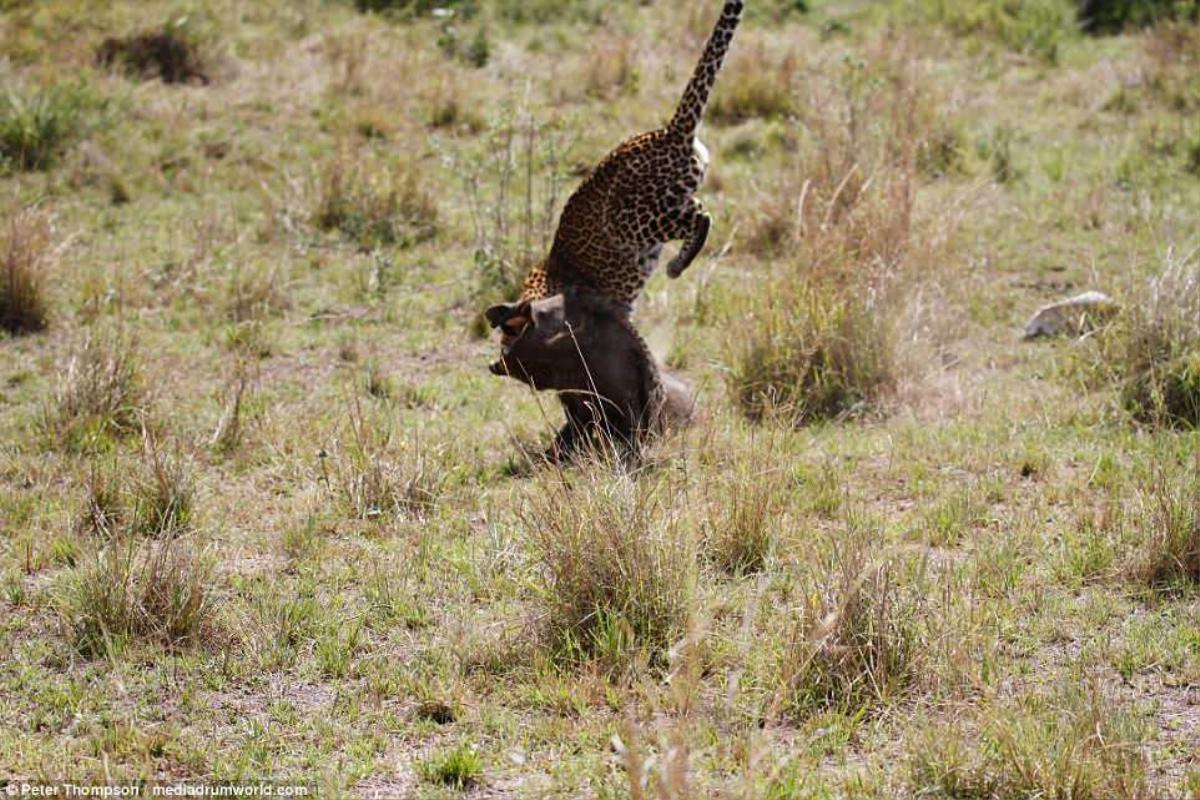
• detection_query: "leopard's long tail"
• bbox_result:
[668,0,745,139]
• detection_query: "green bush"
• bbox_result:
[524,470,696,676]
[312,156,438,251]
[419,743,483,788]
[1081,252,1200,428]
[913,0,1076,63]
[729,280,895,426]
[0,84,90,172]
[58,536,216,657]
[1078,0,1200,32]
[1113,258,1200,428]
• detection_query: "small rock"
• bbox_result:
[1023,291,1119,339]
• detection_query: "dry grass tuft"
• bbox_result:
[729,42,958,426]
[777,526,924,718]
[58,535,217,657]
[700,447,786,575]
[313,154,438,251]
[729,280,896,424]
[523,467,696,675]
[0,208,52,335]
[909,680,1149,799]
[43,330,144,451]
[323,397,442,522]
[78,460,126,540]
[1093,248,1200,427]
[132,439,195,538]
[1127,456,1200,588]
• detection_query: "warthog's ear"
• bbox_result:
[530,294,570,331]
[485,300,532,335]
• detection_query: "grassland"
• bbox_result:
[1,0,1199,796]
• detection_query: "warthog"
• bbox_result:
[485,291,693,460]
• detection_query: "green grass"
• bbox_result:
[57,535,216,658]
[0,84,91,172]
[41,329,144,452]
[418,743,484,789]
[1,0,1199,794]
[523,467,696,675]
[1079,0,1200,32]
[729,280,896,424]
[909,0,1077,62]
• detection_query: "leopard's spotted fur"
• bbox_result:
[518,0,744,311]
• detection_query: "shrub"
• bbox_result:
[729,281,895,425]
[43,330,144,451]
[324,398,442,522]
[1128,458,1200,588]
[132,441,194,538]
[0,208,51,335]
[908,681,1148,799]
[312,155,438,251]
[418,743,483,789]
[96,19,211,84]
[0,84,89,172]
[1096,250,1200,427]
[912,0,1076,63]
[523,468,696,675]
[779,527,924,718]
[1078,0,1199,33]
[58,535,217,657]
[700,453,786,575]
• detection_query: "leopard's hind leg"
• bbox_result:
[665,199,711,279]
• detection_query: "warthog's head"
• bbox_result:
[485,291,692,458]
[485,293,597,390]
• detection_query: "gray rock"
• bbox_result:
[1024,291,1119,339]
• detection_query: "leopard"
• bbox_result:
[486,0,744,337]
